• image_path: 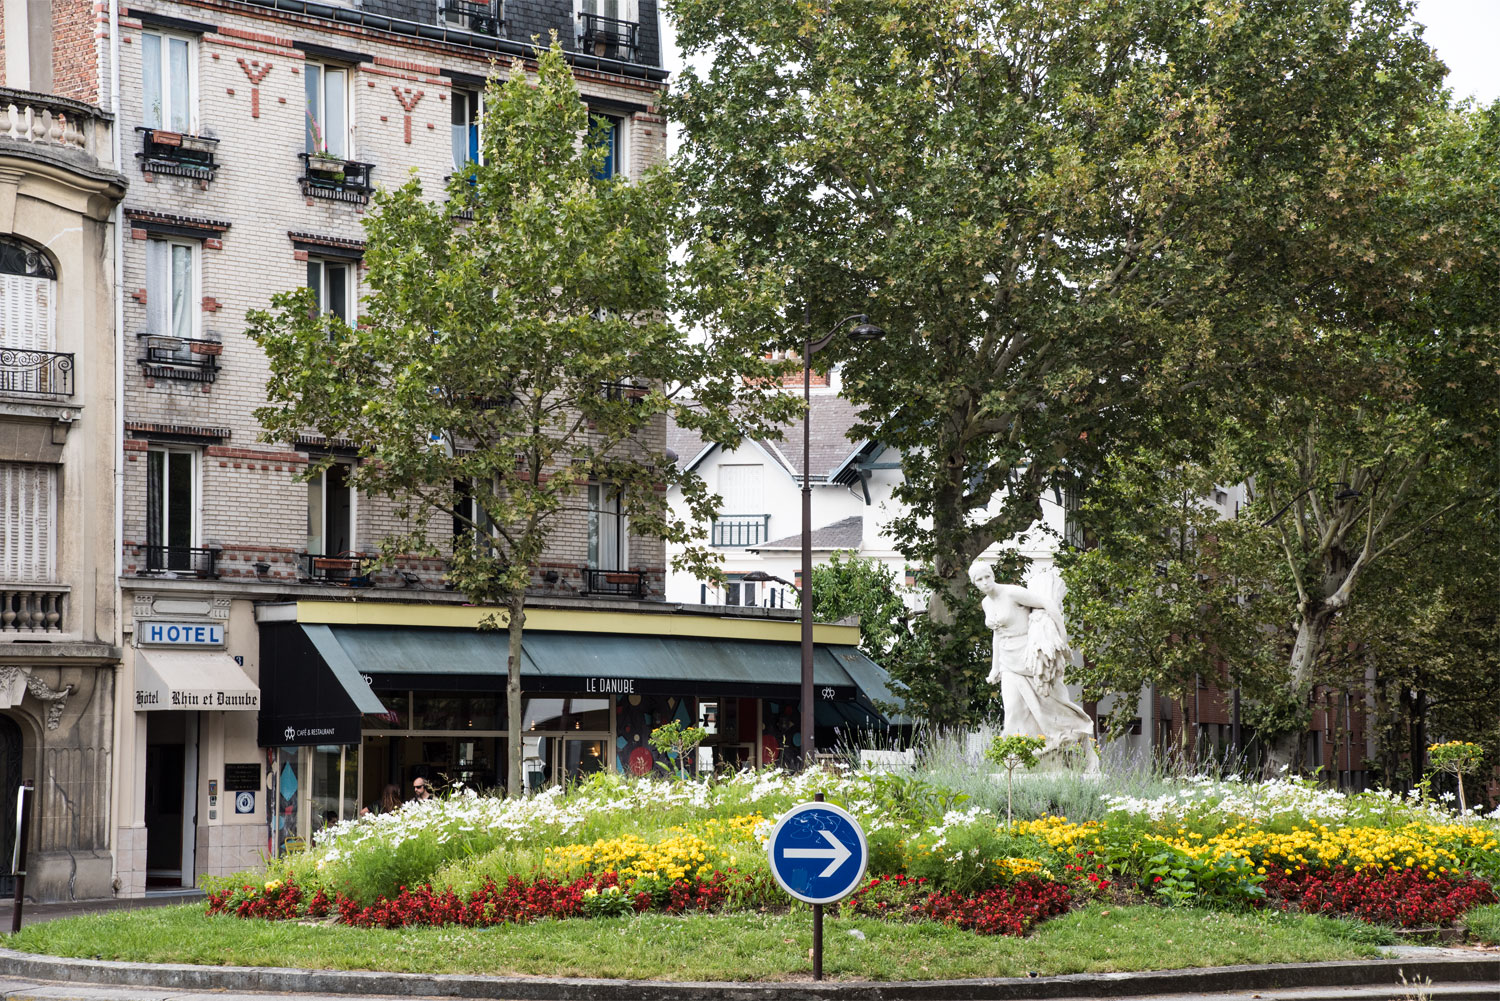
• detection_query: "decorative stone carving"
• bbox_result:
[24,674,73,729]
[0,665,30,707]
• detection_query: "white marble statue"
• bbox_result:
[970,560,1099,772]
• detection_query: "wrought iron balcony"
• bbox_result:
[298,552,374,585]
[577,12,639,61]
[598,381,647,403]
[440,0,502,35]
[711,514,770,548]
[298,154,375,205]
[581,567,647,599]
[138,545,220,579]
[136,127,220,179]
[0,348,73,397]
[137,332,220,383]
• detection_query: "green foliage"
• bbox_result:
[648,721,708,778]
[860,772,969,825]
[671,0,1458,717]
[985,735,1046,771]
[1467,903,1500,946]
[1143,845,1265,910]
[808,551,910,662]
[904,816,1052,896]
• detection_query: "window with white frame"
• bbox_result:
[146,448,198,570]
[451,90,482,172]
[308,461,355,556]
[587,484,626,571]
[0,235,56,352]
[304,62,351,159]
[145,238,199,351]
[452,478,496,555]
[141,31,195,133]
[0,462,55,582]
[306,258,354,324]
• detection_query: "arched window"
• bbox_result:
[0,236,56,353]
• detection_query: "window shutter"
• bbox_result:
[0,273,54,351]
[0,462,56,582]
[717,464,763,514]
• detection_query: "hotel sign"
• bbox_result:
[140,621,224,647]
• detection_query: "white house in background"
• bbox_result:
[664,376,1067,611]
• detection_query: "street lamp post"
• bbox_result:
[791,313,884,769]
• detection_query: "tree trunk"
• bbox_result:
[506,592,526,797]
[1264,606,1336,774]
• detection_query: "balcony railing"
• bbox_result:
[136,126,219,179]
[0,87,106,162]
[577,12,639,61]
[138,545,220,579]
[137,333,220,383]
[598,381,647,403]
[711,514,770,548]
[581,567,647,599]
[298,552,374,585]
[0,348,73,397]
[0,585,69,634]
[440,0,501,35]
[298,154,375,205]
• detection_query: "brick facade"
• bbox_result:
[115,0,670,595]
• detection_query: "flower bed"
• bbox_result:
[208,769,1499,937]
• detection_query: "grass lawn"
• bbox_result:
[8,903,1392,981]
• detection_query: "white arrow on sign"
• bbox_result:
[782,829,852,878]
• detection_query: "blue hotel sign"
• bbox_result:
[142,621,224,647]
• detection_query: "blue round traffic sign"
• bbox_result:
[766,801,868,904]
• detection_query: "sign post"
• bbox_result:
[766,792,868,981]
[10,779,34,933]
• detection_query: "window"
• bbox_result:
[305,63,350,159]
[587,485,626,570]
[146,238,198,345]
[590,114,623,180]
[146,448,197,569]
[141,32,195,132]
[0,462,55,581]
[308,462,356,556]
[307,259,353,324]
[452,479,496,554]
[725,574,756,607]
[451,90,482,172]
[577,0,639,60]
[0,235,55,351]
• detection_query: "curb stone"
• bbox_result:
[0,950,1496,1001]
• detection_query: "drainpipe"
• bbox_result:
[109,0,126,894]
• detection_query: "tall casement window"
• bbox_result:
[587,485,626,570]
[146,238,198,344]
[452,479,496,555]
[141,32,195,132]
[304,62,350,159]
[308,461,355,556]
[451,90,482,172]
[306,258,353,324]
[0,462,56,581]
[146,448,197,570]
[591,114,622,180]
[0,236,56,352]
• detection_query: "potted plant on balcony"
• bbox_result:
[305,114,346,184]
[178,133,215,153]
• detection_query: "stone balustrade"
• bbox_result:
[0,87,108,161]
[0,584,70,634]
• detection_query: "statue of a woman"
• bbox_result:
[969,560,1099,771]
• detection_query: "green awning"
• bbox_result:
[827,644,912,723]
[299,625,902,718]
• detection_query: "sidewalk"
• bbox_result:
[0,947,1495,1001]
[0,890,203,930]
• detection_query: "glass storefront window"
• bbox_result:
[413,693,499,731]
[564,739,607,781]
[273,743,360,856]
[522,697,609,732]
[363,691,409,730]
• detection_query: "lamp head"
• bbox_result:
[847,315,886,342]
